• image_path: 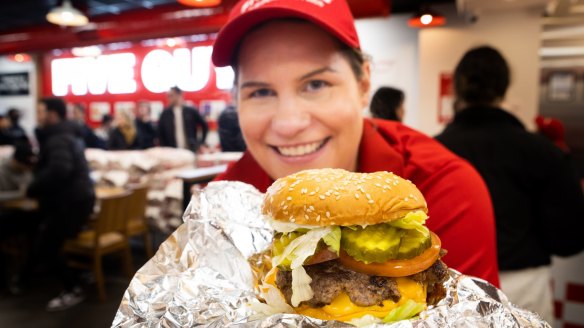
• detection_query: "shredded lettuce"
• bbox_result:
[382,300,426,323]
[272,227,332,268]
[389,211,429,237]
[322,226,341,255]
[271,227,333,306]
[265,215,320,233]
[251,277,294,316]
[348,314,382,327]
[291,266,313,306]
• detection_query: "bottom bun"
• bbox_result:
[295,277,426,322]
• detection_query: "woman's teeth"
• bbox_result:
[277,140,325,157]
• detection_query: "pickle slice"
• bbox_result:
[272,232,302,270]
[396,229,431,260]
[340,224,405,263]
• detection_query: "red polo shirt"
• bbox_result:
[215,118,500,286]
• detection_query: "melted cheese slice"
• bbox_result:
[296,277,426,322]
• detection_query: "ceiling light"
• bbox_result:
[9,53,32,63]
[72,46,102,57]
[47,0,89,27]
[409,6,446,28]
[177,0,222,8]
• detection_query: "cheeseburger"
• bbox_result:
[260,168,448,323]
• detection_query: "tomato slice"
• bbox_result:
[339,232,441,277]
[305,248,339,266]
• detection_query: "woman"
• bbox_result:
[109,111,140,150]
[370,86,405,122]
[212,0,499,286]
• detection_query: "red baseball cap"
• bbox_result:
[212,0,360,67]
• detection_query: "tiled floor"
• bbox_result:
[0,242,154,328]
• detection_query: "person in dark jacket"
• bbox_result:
[135,101,157,149]
[435,45,584,322]
[217,105,246,152]
[7,108,29,144]
[25,97,95,311]
[158,86,208,152]
[108,111,140,150]
[71,103,106,149]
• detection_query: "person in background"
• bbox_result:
[109,110,140,150]
[158,87,208,152]
[25,97,95,311]
[370,86,405,122]
[7,108,29,144]
[218,104,246,152]
[0,140,35,194]
[94,114,113,143]
[0,115,13,145]
[135,101,157,149]
[211,0,499,286]
[435,46,584,323]
[71,103,106,149]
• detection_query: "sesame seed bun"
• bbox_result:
[262,169,427,226]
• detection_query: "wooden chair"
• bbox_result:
[126,184,153,259]
[64,190,134,302]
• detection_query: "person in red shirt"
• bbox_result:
[211,0,499,287]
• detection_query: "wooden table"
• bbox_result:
[95,186,127,199]
[176,164,228,209]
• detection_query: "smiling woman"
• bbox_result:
[212,0,500,292]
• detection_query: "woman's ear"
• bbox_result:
[359,61,371,108]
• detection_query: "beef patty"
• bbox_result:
[276,258,448,308]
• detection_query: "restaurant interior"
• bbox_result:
[0,0,583,327]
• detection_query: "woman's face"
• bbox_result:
[237,21,370,180]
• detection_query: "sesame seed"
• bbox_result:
[316,215,321,222]
[368,200,374,204]
[309,191,316,196]
[404,197,409,201]
[280,201,286,206]
[366,193,371,200]
[319,195,325,200]
[336,196,341,200]
[326,211,330,218]
[286,196,292,201]
[315,187,320,192]
[301,188,307,194]
[309,206,315,211]
[290,218,296,222]
[284,211,289,215]
[304,214,309,220]
[355,193,360,199]
[375,183,381,187]
[289,187,294,191]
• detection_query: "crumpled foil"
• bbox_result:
[113,181,551,328]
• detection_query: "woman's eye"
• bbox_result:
[305,80,330,92]
[249,88,276,98]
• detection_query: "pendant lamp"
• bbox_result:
[47,0,89,27]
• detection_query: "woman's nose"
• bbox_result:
[270,98,311,137]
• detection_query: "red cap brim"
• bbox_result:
[212,1,360,67]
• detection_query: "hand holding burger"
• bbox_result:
[258,168,448,324]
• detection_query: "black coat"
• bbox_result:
[28,121,95,209]
[108,128,140,150]
[218,106,246,152]
[436,106,584,270]
[158,106,208,151]
[135,119,157,149]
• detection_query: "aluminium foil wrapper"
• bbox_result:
[113,181,551,328]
